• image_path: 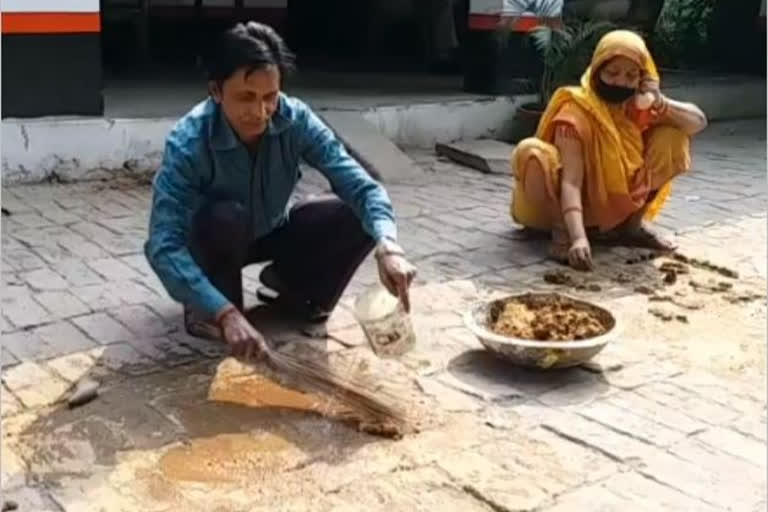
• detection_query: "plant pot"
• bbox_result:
[509,101,545,143]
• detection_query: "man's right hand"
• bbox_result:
[217,307,268,360]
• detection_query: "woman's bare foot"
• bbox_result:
[619,225,677,252]
[548,227,570,264]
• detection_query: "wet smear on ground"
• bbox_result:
[158,432,297,483]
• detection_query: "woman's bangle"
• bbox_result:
[561,206,582,216]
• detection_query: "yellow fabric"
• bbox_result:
[643,124,691,220]
[510,29,691,231]
[511,124,690,229]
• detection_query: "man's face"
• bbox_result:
[211,65,280,146]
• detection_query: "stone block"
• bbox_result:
[56,232,109,260]
[70,284,124,310]
[576,399,687,447]
[603,390,706,435]
[2,349,20,369]
[319,111,422,182]
[541,483,635,512]
[21,268,68,291]
[32,291,91,319]
[1,442,27,491]
[96,343,159,376]
[119,254,154,277]
[635,382,741,426]
[39,205,83,225]
[2,362,69,407]
[127,336,199,367]
[110,280,161,305]
[109,305,176,338]
[537,372,614,408]
[8,212,52,229]
[87,257,143,281]
[537,409,653,463]
[603,361,684,390]
[0,486,60,511]
[416,376,483,413]
[55,258,104,287]
[638,447,764,511]
[441,350,583,401]
[694,427,767,468]
[328,466,492,512]
[170,332,228,359]
[1,386,23,418]
[2,288,50,329]
[3,248,46,271]
[731,415,768,443]
[9,321,97,361]
[607,471,721,512]
[50,474,147,512]
[435,139,515,175]
[436,450,551,512]
[44,351,103,383]
[72,312,135,345]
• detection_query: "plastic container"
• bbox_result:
[353,286,416,358]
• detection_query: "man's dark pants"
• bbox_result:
[189,195,375,317]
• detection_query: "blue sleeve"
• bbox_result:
[144,136,231,318]
[298,103,398,242]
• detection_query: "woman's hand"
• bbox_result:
[637,77,663,110]
[568,237,593,271]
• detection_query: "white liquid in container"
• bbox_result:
[354,286,416,358]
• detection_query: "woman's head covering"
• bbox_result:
[585,29,659,88]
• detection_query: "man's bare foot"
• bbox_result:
[619,226,677,252]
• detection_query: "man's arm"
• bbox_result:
[297,103,398,243]
[144,137,232,319]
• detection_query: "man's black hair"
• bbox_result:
[204,21,295,83]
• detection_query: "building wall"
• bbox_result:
[2,0,103,118]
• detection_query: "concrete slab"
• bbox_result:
[319,111,422,183]
[435,139,516,175]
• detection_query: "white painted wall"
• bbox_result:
[1,98,528,183]
[361,96,531,148]
[2,79,764,184]
[1,0,99,12]
[2,118,174,183]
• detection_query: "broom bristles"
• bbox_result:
[262,345,409,426]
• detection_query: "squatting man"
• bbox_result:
[145,22,417,358]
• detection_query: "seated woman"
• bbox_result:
[510,30,708,270]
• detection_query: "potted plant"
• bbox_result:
[513,18,617,138]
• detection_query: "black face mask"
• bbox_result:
[595,79,636,104]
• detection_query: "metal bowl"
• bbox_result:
[464,292,620,370]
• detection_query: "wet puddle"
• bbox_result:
[158,431,295,483]
[208,369,343,414]
[157,364,353,484]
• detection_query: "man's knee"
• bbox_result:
[192,200,248,251]
[294,196,372,244]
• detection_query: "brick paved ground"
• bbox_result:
[1,120,766,511]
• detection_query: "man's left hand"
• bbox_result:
[375,241,417,312]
